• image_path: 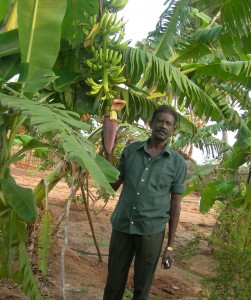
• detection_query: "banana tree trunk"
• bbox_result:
[33,160,68,206]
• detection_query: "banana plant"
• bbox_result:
[0,0,120,297]
[0,0,251,297]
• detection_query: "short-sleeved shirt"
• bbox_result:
[111,140,187,235]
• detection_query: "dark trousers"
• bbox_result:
[103,229,165,300]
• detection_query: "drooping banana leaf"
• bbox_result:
[0,209,17,278]
[1,175,38,222]
[173,25,223,63]
[61,0,87,48]
[148,0,190,60]
[0,94,119,193]
[193,0,251,51]
[38,210,51,275]
[12,241,42,299]
[0,54,20,82]
[8,135,51,166]
[0,0,13,24]
[60,133,119,194]
[118,86,158,123]
[17,0,67,80]
[0,29,20,57]
[124,47,222,122]
[0,94,90,133]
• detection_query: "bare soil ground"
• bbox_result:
[0,167,216,300]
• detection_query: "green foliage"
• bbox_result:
[147,0,190,60]
[173,122,231,156]
[1,0,251,298]
[119,87,158,123]
[38,210,52,275]
[0,0,12,23]
[193,0,251,51]
[0,209,18,278]
[1,176,38,222]
[61,133,119,193]
[200,180,236,213]
[13,242,42,300]
[17,0,67,81]
[0,210,42,299]
[175,233,206,262]
[201,206,251,300]
[124,47,222,122]
[0,94,90,133]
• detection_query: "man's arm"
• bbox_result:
[110,175,123,191]
[162,193,182,268]
[167,193,182,247]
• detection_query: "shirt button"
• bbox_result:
[137,192,140,195]
[146,168,148,170]
[131,221,134,224]
[141,179,144,182]
[133,207,136,210]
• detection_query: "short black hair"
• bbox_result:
[151,105,178,127]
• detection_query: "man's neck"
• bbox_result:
[147,138,167,158]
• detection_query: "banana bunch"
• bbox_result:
[85,47,123,70]
[82,7,128,101]
[85,78,103,96]
[108,31,128,51]
[99,12,124,35]
[81,12,98,35]
[104,49,123,65]
[85,76,117,100]
[104,0,128,12]
[108,67,126,85]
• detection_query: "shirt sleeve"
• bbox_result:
[117,146,127,178]
[170,157,187,194]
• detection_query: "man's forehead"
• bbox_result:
[155,112,175,121]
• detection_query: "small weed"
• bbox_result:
[175,233,206,262]
[27,169,36,176]
[69,288,88,296]
[123,290,172,299]
[123,290,133,299]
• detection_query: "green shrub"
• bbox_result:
[201,206,251,300]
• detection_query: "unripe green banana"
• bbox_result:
[108,49,114,62]
[103,68,109,93]
[89,14,97,26]
[107,13,116,28]
[116,41,128,51]
[112,0,128,10]
[100,12,108,29]
[111,51,119,64]
[101,12,110,30]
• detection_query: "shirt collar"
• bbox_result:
[136,139,172,156]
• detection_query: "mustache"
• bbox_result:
[157,129,168,134]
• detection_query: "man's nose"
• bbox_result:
[161,122,168,129]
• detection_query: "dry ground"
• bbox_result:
[0,166,216,300]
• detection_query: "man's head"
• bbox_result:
[151,105,178,126]
[149,105,178,142]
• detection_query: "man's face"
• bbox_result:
[150,112,175,142]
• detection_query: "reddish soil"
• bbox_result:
[0,166,216,300]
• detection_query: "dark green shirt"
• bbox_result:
[111,140,187,235]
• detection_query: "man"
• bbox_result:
[103,105,187,300]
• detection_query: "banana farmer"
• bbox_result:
[103,105,187,300]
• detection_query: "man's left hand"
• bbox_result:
[161,249,174,269]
